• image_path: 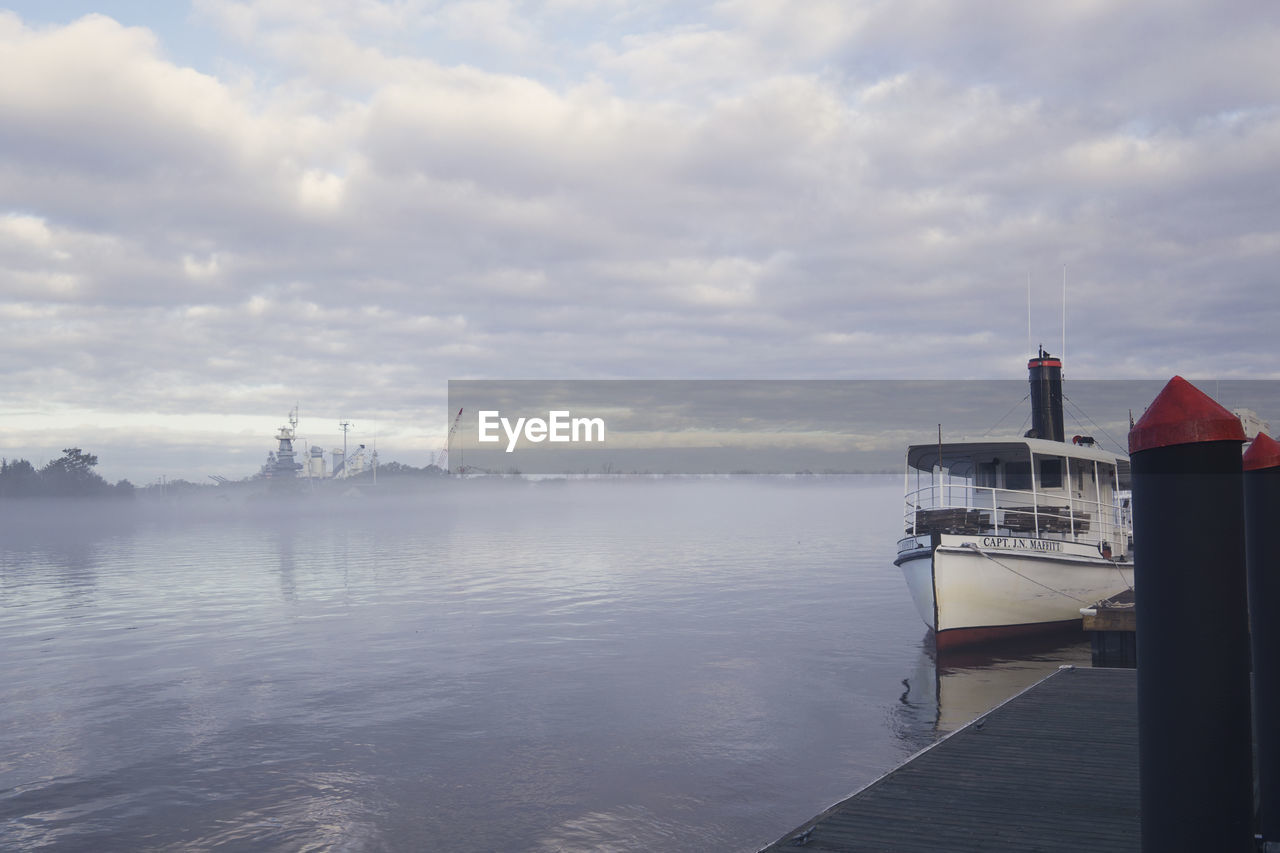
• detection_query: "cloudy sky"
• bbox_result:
[2,1,1277,482]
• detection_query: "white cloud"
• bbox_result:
[0,212,55,249]
[297,169,347,212]
[435,1,539,56]
[1,3,1279,480]
[183,253,222,279]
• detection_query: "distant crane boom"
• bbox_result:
[435,407,464,470]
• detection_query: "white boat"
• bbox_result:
[894,350,1134,649]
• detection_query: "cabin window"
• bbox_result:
[1037,456,1064,489]
[1005,461,1032,492]
[976,461,998,488]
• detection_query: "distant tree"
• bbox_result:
[358,461,448,478]
[0,458,41,497]
[1,450,134,499]
[39,448,114,497]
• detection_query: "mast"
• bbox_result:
[339,420,353,478]
[1061,264,1067,368]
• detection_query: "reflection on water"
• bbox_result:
[893,631,1092,742]
[273,523,299,602]
[1,480,1093,852]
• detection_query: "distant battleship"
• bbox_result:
[260,407,377,481]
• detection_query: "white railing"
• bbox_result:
[903,483,1130,557]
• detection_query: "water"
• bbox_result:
[0,479,1088,851]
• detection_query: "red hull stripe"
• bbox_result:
[935,619,1082,650]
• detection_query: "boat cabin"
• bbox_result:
[903,437,1132,558]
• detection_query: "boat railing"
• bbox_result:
[903,484,1129,554]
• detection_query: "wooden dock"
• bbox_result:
[759,667,1138,852]
[1082,589,1137,667]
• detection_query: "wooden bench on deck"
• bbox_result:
[1001,505,1090,535]
[911,507,991,535]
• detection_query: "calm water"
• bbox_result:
[0,479,1088,851]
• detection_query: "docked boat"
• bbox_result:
[894,350,1134,649]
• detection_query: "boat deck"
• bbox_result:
[758,666,1138,852]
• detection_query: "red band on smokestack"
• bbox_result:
[1244,432,1280,471]
[1129,376,1247,453]
[1027,358,1062,368]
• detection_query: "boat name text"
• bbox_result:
[478,411,606,452]
[980,536,1063,552]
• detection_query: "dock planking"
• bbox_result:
[759,667,1137,852]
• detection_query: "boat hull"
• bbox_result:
[895,533,1134,650]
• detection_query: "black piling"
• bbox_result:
[1245,431,1280,843]
[1129,376,1252,852]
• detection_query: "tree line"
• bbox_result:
[0,448,134,499]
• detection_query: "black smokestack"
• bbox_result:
[1027,347,1064,442]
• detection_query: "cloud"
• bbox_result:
[1,3,1278,480]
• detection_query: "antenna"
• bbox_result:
[339,420,353,479]
[1027,271,1032,356]
[1061,264,1067,368]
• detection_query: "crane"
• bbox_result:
[434,407,464,471]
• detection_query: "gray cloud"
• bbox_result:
[1,3,1278,482]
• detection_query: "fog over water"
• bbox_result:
[1,479,1087,851]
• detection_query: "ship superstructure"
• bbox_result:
[267,407,304,479]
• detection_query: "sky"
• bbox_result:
[1,1,1278,483]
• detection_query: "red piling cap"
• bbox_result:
[1128,376,1247,453]
[1243,432,1280,471]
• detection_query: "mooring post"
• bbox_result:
[1245,432,1280,845]
[1129,376,1252,852]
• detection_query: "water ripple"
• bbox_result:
[0,479,1082,851]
